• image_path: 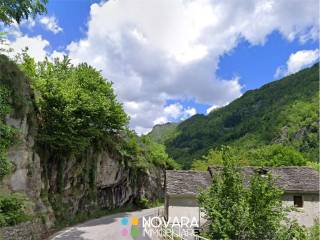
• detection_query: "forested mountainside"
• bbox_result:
[0,54,173,238]
[149,64,319,169]
[147,122,178,144]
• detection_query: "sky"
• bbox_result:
[1,0,319,134]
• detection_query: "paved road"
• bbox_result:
[50,207,162,240]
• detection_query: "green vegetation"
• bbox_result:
[0,52,175,227]
[191,144,307,170]
[0,55,35,227]
[0,193,30,227]
[149,64,319,169]
[120,131,179,170]
[0,0,47,24]
[147,122,178,144]
[16,53,175,224]
[20,54,128,155]
[0,85,14,178]
[0,53,34,178]
[198,147,310,240]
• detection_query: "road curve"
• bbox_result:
[49,207,162,240]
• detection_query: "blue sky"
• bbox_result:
[4,0,319,134]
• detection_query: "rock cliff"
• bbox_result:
[0,55,165,239]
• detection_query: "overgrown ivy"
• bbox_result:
[0,85,14,178]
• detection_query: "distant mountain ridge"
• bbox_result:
[147,122,178,144]
[148,64,319,169]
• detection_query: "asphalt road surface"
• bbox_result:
[50,207,162,240]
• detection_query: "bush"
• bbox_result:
[0,194,29,227]
[248,144,307,166]
[308,219,320,240]
[136,197,149,209]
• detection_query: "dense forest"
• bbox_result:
[148,64,319,169]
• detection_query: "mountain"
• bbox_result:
[147,122,178,144]
[149,64,319,169]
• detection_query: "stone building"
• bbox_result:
[165,166,319,227]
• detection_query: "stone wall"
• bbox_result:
[0,219,47,240]
[282,193,319,227]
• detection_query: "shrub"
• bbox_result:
[0,194,29,227]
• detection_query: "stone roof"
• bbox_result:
[166,167,319,195]
[166,170,211,195]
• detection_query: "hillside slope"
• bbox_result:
[150,64,319,169]
[147,122,178,144]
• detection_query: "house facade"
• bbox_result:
[165,166,319,228]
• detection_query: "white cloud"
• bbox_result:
[2,0,318,134]
[20,19,36,29]
[287,49,319,73]
[275,49,319,78]
[124,101,197,134]
[2,35,49,61]
[39,16,63,34]
[66,0,318,133]
[49,50,66,61]
[0,24,65,62]
[184,108,197,118]
[206,105,219,114]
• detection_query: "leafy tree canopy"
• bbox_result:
[20,53,128,154]
[0,0,47,24]
[191,144,308,170]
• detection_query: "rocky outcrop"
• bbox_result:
[0,56,165,238]
[2,107,164,239]
[42,147,164,222]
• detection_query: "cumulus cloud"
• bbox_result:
[65,0,318,134]
[2,0,318,134]
[0,16,65,61]
[1,31,67,62]
[1,34,49,61]
[124,101,196,134]
[274,49,319,78]
[39,16,63,34]
[206,105,219,114]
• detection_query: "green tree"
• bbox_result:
[247,173,286,239]
[198,147,307,240]
[0,0,47,24]
[20,54,128,154]
[191,148,249,170]
[198,147,249,239]
[248,144,307,166]
[140,136,179,169]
